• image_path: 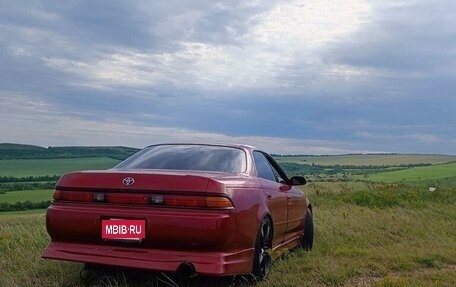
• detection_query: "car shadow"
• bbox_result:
[76,265,257,287]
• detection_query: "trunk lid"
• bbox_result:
[57,170,214,193]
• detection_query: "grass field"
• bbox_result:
[1,151,455,286]
[0,209,46,223]
[0,157,120,177]
[1,183,455,287]
[363,162,456,183]
[276,154,456,166]
[0,189,53,203]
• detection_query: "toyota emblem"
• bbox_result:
[122,177,135,186]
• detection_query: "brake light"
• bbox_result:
[163,195,233,209]
[164,195,206,208]
[205,196,234,208]
[52,190,234,209]
[52,190,61,200]
[53,190,92,202]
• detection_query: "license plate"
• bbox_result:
[102,219,145,241]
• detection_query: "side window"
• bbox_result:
[253,151,277,182]
[270,164,284,183]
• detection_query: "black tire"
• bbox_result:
[301,208,314,251]
[252,217,273,281]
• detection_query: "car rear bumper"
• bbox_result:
[42,242,254,275]
[44,202,254,275]
[46,203,237,248]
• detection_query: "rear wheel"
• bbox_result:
[301,208,314,250]
[252,217,273,280]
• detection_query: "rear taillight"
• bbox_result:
[205,196,234,208]
[163,195,233,209]
[52,190,234,209]
[53,190,92,202]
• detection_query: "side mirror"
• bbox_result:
[290,176,307,186]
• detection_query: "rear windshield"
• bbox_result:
[114,145,247,174]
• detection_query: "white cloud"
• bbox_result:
[34,0,372,92]
[1,1,454,155]
[0,93,361,154]
[250,0,371,50]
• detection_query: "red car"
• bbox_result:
[43,144,313,280]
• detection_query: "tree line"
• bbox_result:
[0,176,59,192]
[0,146,139,160]
[0,182,56,193]
[0,175,60,183]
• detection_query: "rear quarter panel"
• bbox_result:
[227,185,269,250]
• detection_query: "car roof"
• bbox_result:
[145,143,259,152]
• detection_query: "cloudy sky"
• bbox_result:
[0,0,455,154]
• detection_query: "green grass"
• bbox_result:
[0,209,47,218]
[0,190,53,203]
[308,182,456,208]
[260,202,456,287]
[363,162,456,182]
[276,154,456,166]
[1,183,455,287]
[0,157,120,177]
[0,213,80,286]
[1,149,455,286]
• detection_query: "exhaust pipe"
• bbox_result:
[176,262,197,279]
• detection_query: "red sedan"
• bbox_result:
[43,144,313,280]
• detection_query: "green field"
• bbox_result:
[0,190,53,203]
[1,184,455,287]
[276,154,456,166]
[0,157,120,177]
[363,162,456,182]
[0,209,46,219]
[1,147,455,286]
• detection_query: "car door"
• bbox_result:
[261,154,307,242]
[253,151,288,245]
[283,186,307,240]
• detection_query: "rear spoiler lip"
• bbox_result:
[54,185,222,196]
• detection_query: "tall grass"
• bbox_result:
[0,214,80,286]
[1,182,455,287]
[261,202,456,286]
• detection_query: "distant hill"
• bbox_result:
[275,154,456,166]
[0,143,46,151]
[0,143,140,160]
[2,143,455,165]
